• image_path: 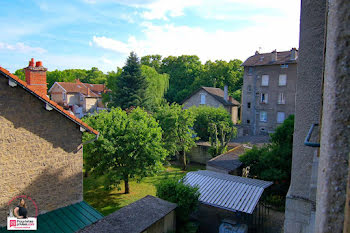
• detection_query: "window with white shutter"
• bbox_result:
[260,111,267,122]
[278,93,285,104]
[261,93,268,104]
[200,94,206,104]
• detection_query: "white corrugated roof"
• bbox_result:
[183,170,272,214]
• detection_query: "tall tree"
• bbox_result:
[154,104,197,170]
[160,55,203,103]
[110,52,147,109]
[142,65,169,111]
[83,107,167,194]
[141,55,163,73]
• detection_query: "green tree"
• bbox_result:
[85,67,107,84]
[141,65,169,111]
[14,69,25,81]
[189,106,234,141]
[83,107,167,194]
[141,55,163,73]
[110,52,147,109]
[239,115,295,197]
[156,178,200,232]
[208,121,237,157]
[154,104,197,170]
[161,55,203,103]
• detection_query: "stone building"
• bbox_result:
[241,49,298,135]
[0,59,100,228]
[284,0,350,232]
[49,80,108,118]
[182,86,240,124]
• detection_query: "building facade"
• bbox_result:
[182,86,240,124]
[241,49,298,135]
[49,80,108,118]
[0,60,98,226]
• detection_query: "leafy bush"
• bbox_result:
[239,115,294,199]
[189,106,233,141]
[156,178,200,230]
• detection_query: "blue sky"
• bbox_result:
[0,0,301,73]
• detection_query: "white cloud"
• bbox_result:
[91,10,299,63]
[140,0,201,20]
[0,42,47,54]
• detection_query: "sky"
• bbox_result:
[0,0,301,73]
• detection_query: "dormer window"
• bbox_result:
[63,92,66,101]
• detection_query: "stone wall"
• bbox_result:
[0,76,83,226]
[84,97,98,113]
[283,0,327,232]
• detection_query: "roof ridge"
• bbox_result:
[0,67,98,135]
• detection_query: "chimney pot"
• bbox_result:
[29,58,35,67]
[290,48,298,60]
[255,51,259,55]
[36,61,43,67]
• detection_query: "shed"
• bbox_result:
[183,170,272,233]
[206,145,249,175]
[77,195,177,233]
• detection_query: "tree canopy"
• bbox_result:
[154,104,197,169]
[109,52,147,109]
[83,107,167,194]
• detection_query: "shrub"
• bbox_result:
[156,178,200,228]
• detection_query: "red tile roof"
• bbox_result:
[0,67,99,135]
[52,81,107,98]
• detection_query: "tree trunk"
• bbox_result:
[181,150,187,171]
[124,178,130,194]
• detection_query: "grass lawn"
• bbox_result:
[83,162,205,216]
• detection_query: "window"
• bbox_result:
[200,94,206,104]
[260,93,268,104]
[247,119,250,124]
[279,74,287,86]
[277,112,285,123]
[248,67,253,74]
[247,85,252,92]
[278,92,285,104]
[247,102,251,108]
[260,111,267,122]
[261,75,269,86]
[80,94,84,102]
[63,92,66,101]
[281,64,289,68]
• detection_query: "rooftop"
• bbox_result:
[50,80,107,98]
[242,49,298,67]
[183,170,272,214]
[207,145,247,172]
[0,201,103,233]
[77,195,177,233]
[0,67,98,135]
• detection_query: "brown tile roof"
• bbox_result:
[0,67,99,135]
[53,81,106,97]
[242,50,298,67]
[207,145,248,171]
[202,87,240,106]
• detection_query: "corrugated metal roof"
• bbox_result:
[183,170,272,214]
[0,201,103,233]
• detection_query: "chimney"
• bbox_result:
[229,96,233,103]
[271,50,277,62]
[87,88,92,97]
[24,58,48,96]
[224,85,228,101]
[255,51,259,55]
[290,48,298,60]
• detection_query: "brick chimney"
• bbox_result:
[290,48,298,60]
[271,49,277,62]
[24,58,48,96]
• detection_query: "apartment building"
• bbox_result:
[241,49,298,135]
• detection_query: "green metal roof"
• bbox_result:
[0,201,103,233]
